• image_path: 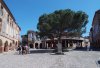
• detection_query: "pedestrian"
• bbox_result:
[25,44,29,54]
[17,45,21,54]
[22,45,25,55]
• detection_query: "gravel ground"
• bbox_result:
[0,50,100,68]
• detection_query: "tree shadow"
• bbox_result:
[14,49,70,55]
[73,47,100,51]
[73,47,87,51]
[29,48,69,54]
[50,52,65,55]
[29,49,54,54]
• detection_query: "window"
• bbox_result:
[0,18,2,32]
[0,6,3,16]
[7,15,9,22]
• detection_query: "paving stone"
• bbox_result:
[0,50,100,68]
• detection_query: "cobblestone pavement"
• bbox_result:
[0,50,100,68]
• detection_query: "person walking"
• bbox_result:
[22,45,25,55]
[25,44,29,54]
[17,45,21,54]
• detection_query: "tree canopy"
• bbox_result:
[37,9,88,39]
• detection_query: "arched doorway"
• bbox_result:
[0,18,2,32]
[15,41,18,48]
[29,44,33,48]
[35,43,38,49]
[12,40,15,50]
[40,43,42,49]
[4,41,8,52]
[0,39,3,53]
[0,39,2,46]
[13,40,15,44]
[16,41,17,46]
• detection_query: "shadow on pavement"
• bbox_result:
[50,53,65,55]
[14,49,69,55]
[98,60,100,64]
[29,49,69,54]
[73,47,87,51]
[73,47,100,51]
[29,49,54,54]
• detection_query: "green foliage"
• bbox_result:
[37,9,88,38]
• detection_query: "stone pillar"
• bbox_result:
[52,43,53,48]
[0,46,4,53]
[38,43,40,49]
[47,43,48,49]
[68,43,70,47]
[12,44,15,50]
[34,43,35,49]
[45,42,46,48]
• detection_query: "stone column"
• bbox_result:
[12,43,15,50]
[34,43,35,49]
[68,43,70,47]
[52,43,53,48]
[38,43,40,49]
[47,43,48,49]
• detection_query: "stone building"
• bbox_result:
[44,37,89,49]
[27,30,41,48]
[21,30,41,49]
[22,30,89,49]
[90,10,100,48]
[0,0,21,53]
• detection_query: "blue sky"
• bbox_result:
[4,0,100,36]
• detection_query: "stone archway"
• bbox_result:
[0,39,3,53]
[4,41,9,52]
[9,43,12,50]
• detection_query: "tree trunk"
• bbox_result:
[56,34,64,54]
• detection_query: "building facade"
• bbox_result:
[22,30,89,50]
[44,37,89,49]
[90,10,100,48]
[22,30,41,49]
[0,0,21,53]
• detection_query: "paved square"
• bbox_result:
[0,50,100,68]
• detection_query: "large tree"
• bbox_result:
[37,9,88,53]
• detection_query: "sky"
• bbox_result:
[4,0,100,36]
